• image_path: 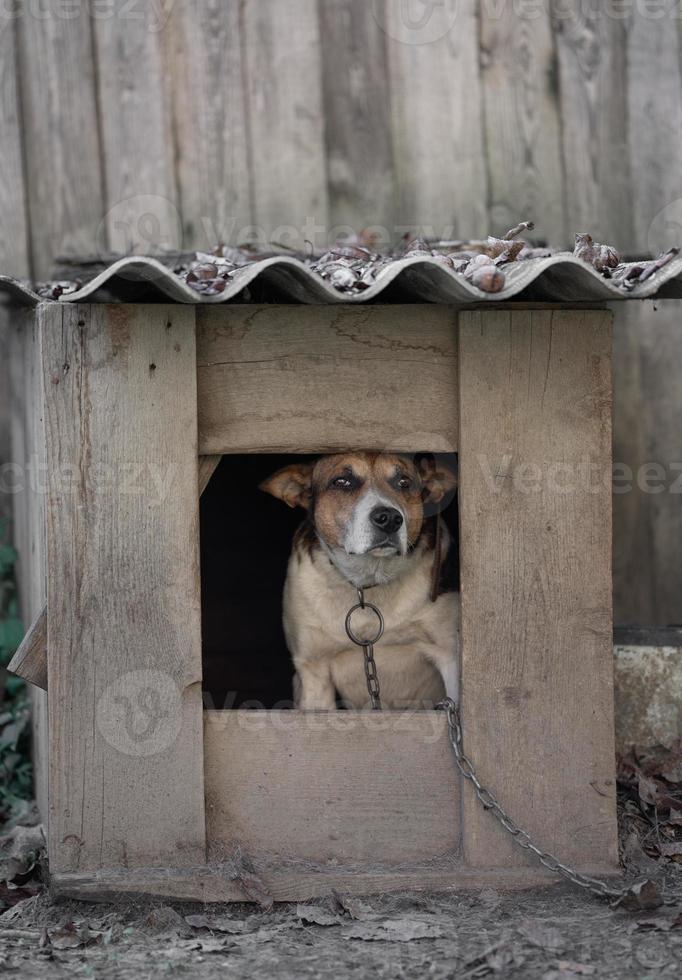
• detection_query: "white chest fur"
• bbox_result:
[282,534,460,710]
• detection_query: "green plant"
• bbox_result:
[0,518,31,824]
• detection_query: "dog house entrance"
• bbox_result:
[200,453,460,710]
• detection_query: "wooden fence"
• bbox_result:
[0,0,681,623]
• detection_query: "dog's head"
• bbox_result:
[260,452,456,566]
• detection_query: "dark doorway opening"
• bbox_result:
[200,453,459,709]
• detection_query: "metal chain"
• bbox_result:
[343,590,628,901]
[438,697,625,901]
[344,587,383,710]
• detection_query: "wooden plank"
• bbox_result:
[42,303,205,873]
[196,305,459,455]
[52,863,576,904]
[16,4,104,278]
[198,455,222,496]
[627,8,682,252]
[0,19,29,277]
[8,608,47,690]
[93,7,179,256]
[479,4,565,244]
[611,302,656,625]
[386,0,487,240]
[165,0,252,249]
[458,309,618,871]
[8,455,223,692]
[6,310,48,818]
[318,0,395,239]
[554,10,633,250]
[205,710,461,865]
[612,301,682,626]
[241,0,328,246]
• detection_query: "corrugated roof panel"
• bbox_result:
[3,252,682,306]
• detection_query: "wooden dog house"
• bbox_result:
[6,297,619,901]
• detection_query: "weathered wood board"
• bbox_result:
[458,309,618,872]
[6,311,48,817]
[205,710,461,865]
[196,305,459,455]
[41,304,206,873]
[15,5,104,277]
[480,4,565,244]
[386,0,487,240]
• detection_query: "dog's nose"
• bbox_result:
[370,506,403,534]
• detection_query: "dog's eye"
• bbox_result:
[397,477,412,490]
[331,476,354,490]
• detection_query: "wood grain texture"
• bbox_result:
[0,19,29,278]
[318,0,395,238]
[165,0,252,249]
[458,309,618,871]
[7,311,48,818]
[553,7,633,250]
[41,303,205,873]
[93,6,179,255]
[8,454,223,692]
[205,710,461,865]
[386,0,487,240]
[196,305,459,455]
[16,4,104,278]
[480,3,565,244]
[626,7,682,251]
[52,863,578,904]
[612,302,682,625]
[8,608,47,690]
[241,0,328,245]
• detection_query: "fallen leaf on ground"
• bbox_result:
[555,961,595,974]
[342,914,447,942]
[629,909,682,932]
[330,891,376,920]
[295,904,342,927]
[0,825,45,884]
[47,921,101,950]
[518,918,565,952]
[142,905,194,938]
[658,842,682,862]
[612,879,664,911]
[185,913,250,934]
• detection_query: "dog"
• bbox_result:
[260,452,460,710]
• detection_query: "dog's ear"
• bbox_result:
[419,458,458,511]
[259,463,313,510]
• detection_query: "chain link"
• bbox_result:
[345,587,382,710]
[438,697,625,901]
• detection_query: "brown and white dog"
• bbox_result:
[260,452,460,710]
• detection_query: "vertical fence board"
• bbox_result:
[612,302,682,626]
[0,20,29,278]
[42,304,205,873]
[626,7,682,251]
[93,4,179,256]
[242,0,328,245]
[165,0,252,251]
[7,311,48,818]
[318,0,395,239]
[458,310,617,871]
[480,5,565,244]
[554,7,633,250]
[386,0,487,240]
[16,2,104,278]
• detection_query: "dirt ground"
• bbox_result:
[1,866,682,980]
